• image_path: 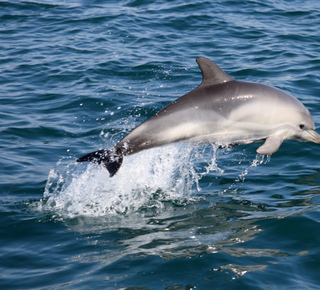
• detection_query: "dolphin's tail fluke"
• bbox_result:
[77,147,123,177]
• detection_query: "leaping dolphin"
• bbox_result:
[77,57,320,177]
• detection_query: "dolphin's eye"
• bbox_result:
[299,124,305,129]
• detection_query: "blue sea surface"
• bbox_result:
[1,0,320,289]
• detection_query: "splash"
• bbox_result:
[36,144,215,218]
[221,153,272,195]
[35,143,269,218]
[237,154,271,182]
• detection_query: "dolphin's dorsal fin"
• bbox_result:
[196,57,234,86]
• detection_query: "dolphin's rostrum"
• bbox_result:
[77,57,320,177]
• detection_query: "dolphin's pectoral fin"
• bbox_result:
[77,148,123,177]
[256,136,283,155]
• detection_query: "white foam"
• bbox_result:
[36,144,217,218]
[35,143,269,218]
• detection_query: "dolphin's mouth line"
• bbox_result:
[306,130,320,144]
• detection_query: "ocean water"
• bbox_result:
[1,0,320,289]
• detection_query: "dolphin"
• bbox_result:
[77,57,320,177]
